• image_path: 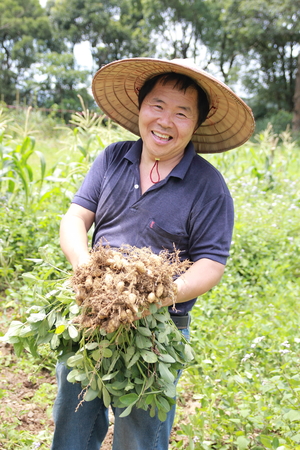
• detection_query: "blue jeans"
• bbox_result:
[51,328,189,450]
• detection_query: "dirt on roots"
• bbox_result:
[71,243,190,334]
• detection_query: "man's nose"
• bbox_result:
[157,111,172,128]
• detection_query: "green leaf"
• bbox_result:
[141,350,158,363]
[92,349,101,361]
[145,313,157,327]
[145,374,155,390]
[67,354,84,367]
[119,393,139,406]
[158,363,175,383]
[103,348,113,358]
[183,343,194,361]
[102,386,111,408]
[13,342,25,357]
[136,334,152,349]
[34,150,46,180]
[283,410,300,422]
[124,346,135,364]
[154,312,169,322]
[236,436,250,450]
[75,372,88,382]
[145,394,154,405]
[156,395,171,412]
[99,340,111,348]
[158,409,167,422]
[109,379,128,390]
[85,342,99,350]
[127,352,140,368]
[4,321,25,337]
[69,304,80,315]
[50,334,60,349]
[37,320,49,337]
[159,354,176,363]
[102,370,119,381]
[119,404,134,418]
[7,336,21,344]
[163,383,176,398]
[19,325,34,337]
[68,325,78,339]
[84,387,99,402]
[27,312,46,323]
[22,272,38,283]
[47,310,57,329]
[137,326,152,337]
[259,435,274,449]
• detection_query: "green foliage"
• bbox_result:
[0,0,52,104]
[2,278,193,422]
[48,0,154,67]
[254,111,293,137]
[33,52,94,114]
[1,0,299,124]
[171,126,300,449]
[0,105,106,296]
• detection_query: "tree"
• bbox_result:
[292,53,300,132]
[0,0,52,104]
[236,0,300,116]
[151,0,300,118]
[33,52,93,111]
[47,0,154,67]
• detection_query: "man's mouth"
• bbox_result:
[152,131,172,141]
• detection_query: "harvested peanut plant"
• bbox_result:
[3,244,194,421]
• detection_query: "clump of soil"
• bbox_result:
[71,243,190,333]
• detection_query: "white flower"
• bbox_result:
[241,353,254,363]
[279,349,290,354]
[281,341,290,348]
[251,336,265,347]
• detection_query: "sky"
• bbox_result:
[74,42,94,71]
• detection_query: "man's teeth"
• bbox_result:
[153,131,171,140]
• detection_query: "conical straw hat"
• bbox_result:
[92,58,255,153]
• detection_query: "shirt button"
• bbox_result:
[134,184,139,189]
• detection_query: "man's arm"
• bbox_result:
[162,258,225,307]
[60,203,95,270]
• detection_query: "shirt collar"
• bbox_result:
[125,139,196,180]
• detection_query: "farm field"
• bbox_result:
[0,107,300,450]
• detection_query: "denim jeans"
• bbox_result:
[51,328,189,450]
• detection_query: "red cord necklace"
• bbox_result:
[150,158,161,184]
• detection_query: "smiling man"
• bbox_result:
[53,58,255,450]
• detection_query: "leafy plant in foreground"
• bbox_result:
[2,276,194,423]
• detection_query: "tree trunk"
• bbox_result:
[292,53,300,132]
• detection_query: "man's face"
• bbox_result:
[138,80,199,162]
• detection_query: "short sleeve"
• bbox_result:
[72,146,111,212]
[188,193,234,264]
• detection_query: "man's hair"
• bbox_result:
[138,72,210,129]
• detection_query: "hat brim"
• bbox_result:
[92,58,255,154]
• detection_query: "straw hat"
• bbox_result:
[92,57,255,154]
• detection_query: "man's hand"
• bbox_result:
[161,258,225,307]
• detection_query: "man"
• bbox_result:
[52,58,254,450]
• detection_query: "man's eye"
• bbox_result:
[177,112,187,118]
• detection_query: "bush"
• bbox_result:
[255,110,293,136]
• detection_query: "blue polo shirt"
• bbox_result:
[73,139,234,314]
